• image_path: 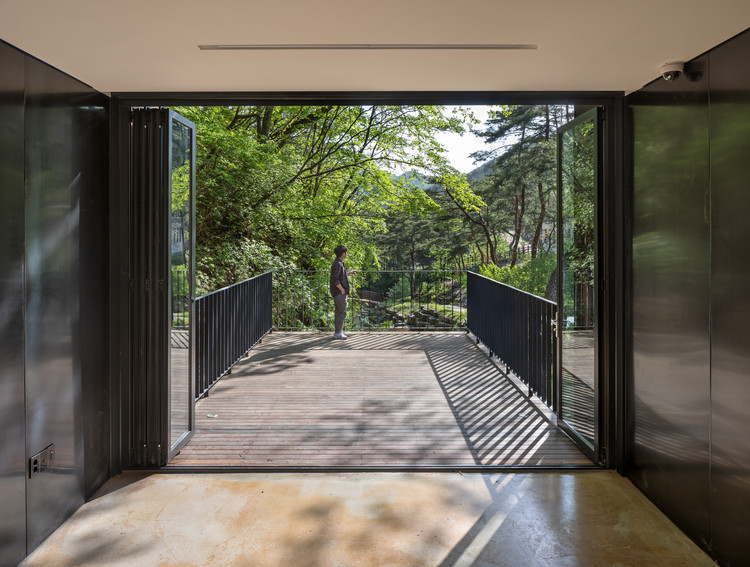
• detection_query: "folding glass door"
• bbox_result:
[557,108,601,461]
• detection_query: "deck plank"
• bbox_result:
[169,332,591,467]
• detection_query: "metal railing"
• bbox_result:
[562,270,595,329]
[171,267,190,325]
[195,271,272,399]
[273,269,467,331]
[467,271,557,410]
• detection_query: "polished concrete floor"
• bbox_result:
[21,471,714,567]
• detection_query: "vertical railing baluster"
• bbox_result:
[284,272,288,331]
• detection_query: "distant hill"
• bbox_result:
[466,159,496,183]
[395,170,430,190]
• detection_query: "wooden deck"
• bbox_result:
[169,332,591,467]
[170,330,190,447]
[562,330,596,443]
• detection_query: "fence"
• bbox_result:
[467,271,557,410]
[195,272,272,399]
[273,269,467,331]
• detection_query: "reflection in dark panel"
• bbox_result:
[630,59,711,547]
[24,56,87,551]
[559,114,598,453]
[0,41,27,567]
[169,118,193,452]
[76,95,109,498]
[708,31,750,566]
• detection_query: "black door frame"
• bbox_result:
[165,109,197,461]
[108,92,629,473]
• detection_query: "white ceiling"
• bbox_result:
[1,0,749,95]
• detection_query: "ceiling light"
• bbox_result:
[198,43,537,51]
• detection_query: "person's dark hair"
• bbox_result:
[334,245,347,258]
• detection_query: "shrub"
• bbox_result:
[478,253,556,298]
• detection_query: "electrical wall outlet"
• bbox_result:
[29,444,55,478]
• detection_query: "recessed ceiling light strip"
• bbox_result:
[198,43,537,51]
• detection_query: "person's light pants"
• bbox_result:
[333,293,347,333]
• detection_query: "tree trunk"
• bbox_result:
[531,182,547,258]
[510,186,526,268]
[259,106,274,138]
[410,239,416,296]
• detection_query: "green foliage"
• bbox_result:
[439,173,486,212]
[174,103,579,320]
[385,274,413,305]
[560,121,596,284]
[170,163,190,216]
[174,105,473,292]
[419,105,569,269]
[196,239,285,295]
[478,253,556,298]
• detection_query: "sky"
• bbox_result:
[436,105,493,173]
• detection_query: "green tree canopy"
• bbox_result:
[175,105,472,292]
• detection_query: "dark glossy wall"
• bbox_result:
[0,41,27,567]
[0,40,109,564]
[630,29,750,566]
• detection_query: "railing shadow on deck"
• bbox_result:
[423,336,578,467]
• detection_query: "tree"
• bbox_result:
[469,105,570,266]
[173,105,472,292]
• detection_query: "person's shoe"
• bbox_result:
[341,332,348,338]
[333,332,347,340]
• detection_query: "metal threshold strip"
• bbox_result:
[155,464,604,474]
[198,43,538,51]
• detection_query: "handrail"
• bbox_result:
[468,270,557,306]
[195,272,272,400]
[467,271,557,410]
[197,271,272,300]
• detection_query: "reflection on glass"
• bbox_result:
[560,119,596,449]
[170,119,192,449]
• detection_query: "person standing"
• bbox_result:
[330,245,355,339]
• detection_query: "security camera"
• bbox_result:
[659,62,684,81]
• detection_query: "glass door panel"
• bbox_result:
[557,108,600,459]
[168,111,195,457]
